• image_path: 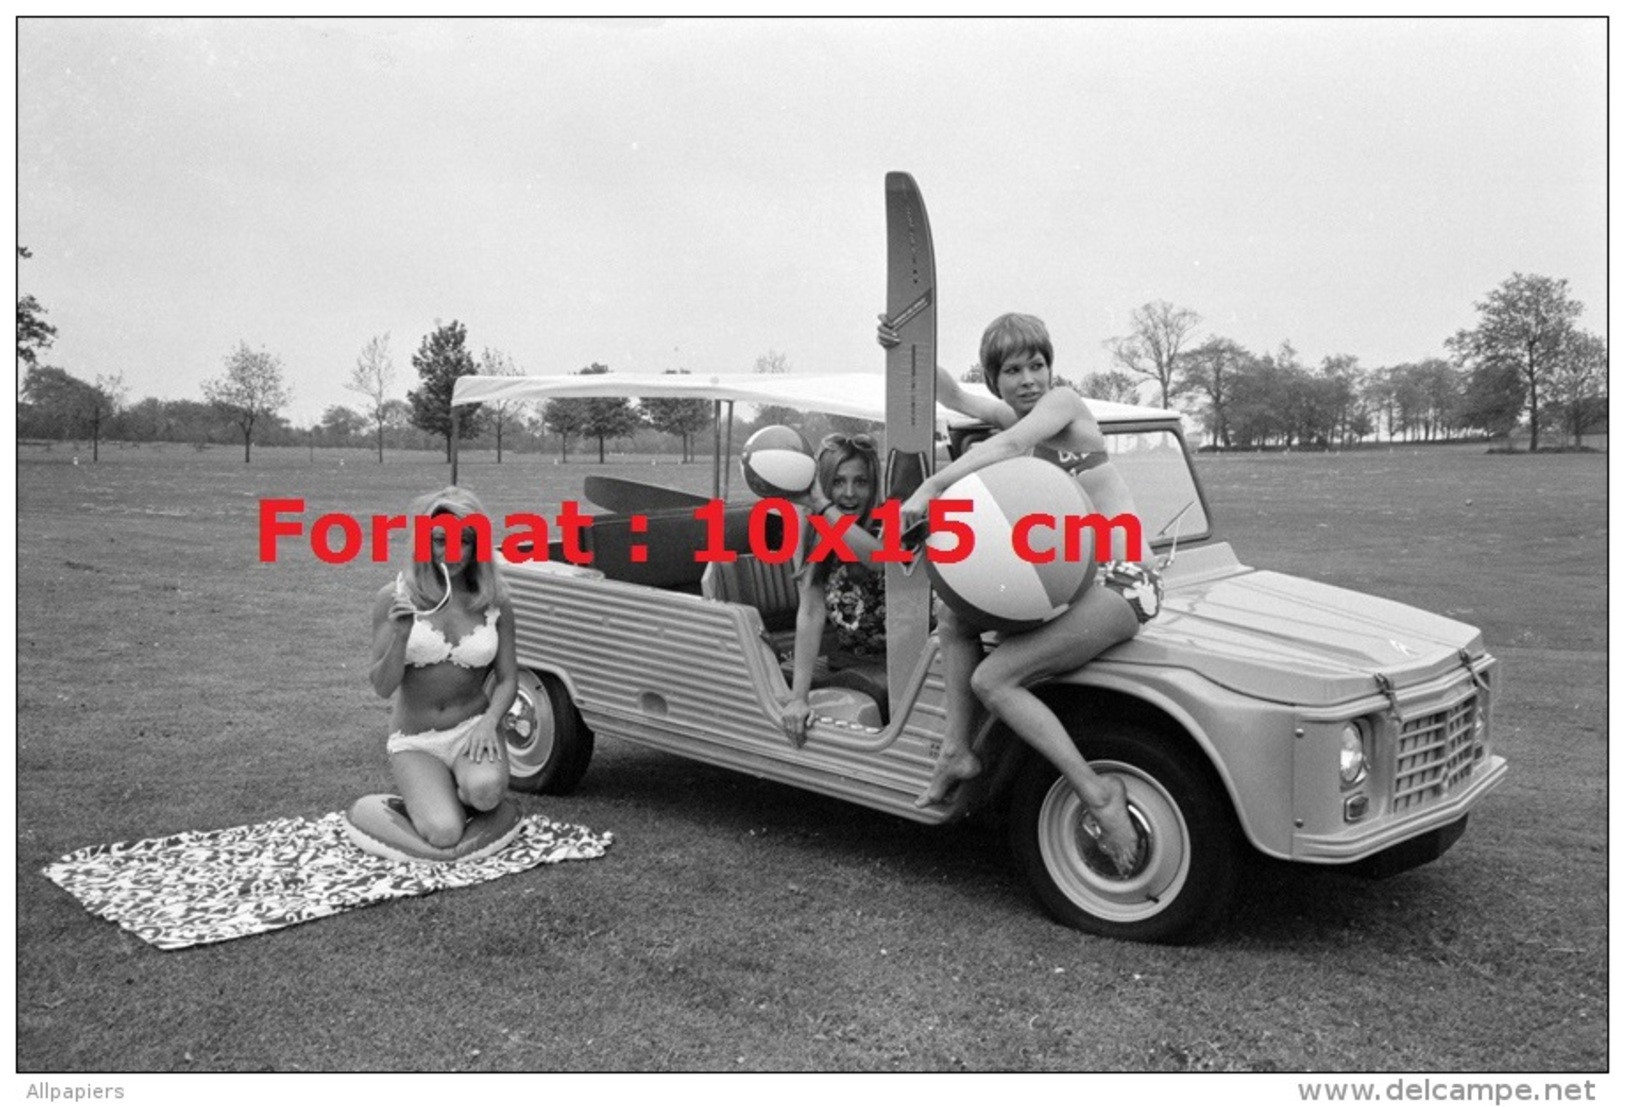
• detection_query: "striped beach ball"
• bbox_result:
[925,456,1098,633]
[741,425,816,498]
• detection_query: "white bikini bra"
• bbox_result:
[404,606,500,669]
[397,573,500,669]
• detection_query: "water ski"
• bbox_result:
[883,171,938,715]
[344,794,522,864]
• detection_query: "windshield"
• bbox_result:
[1102,427,1211,549]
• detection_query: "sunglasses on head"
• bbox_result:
[819,432,878,453]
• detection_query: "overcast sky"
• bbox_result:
[16,16,1608,424]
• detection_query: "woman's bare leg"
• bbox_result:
[452,751,509,811]
[967,589,1143,873]
[389,751,467,849]
[915,602,988,806]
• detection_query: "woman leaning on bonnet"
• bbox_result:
[887,312,1164,875]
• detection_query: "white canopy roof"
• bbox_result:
[451,371,1172,426]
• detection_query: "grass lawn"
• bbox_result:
[14,441,1608,1072]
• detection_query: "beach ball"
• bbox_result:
[741,425,816,499]
[925,456,1098,633]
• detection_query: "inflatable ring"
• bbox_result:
[344,793,522,864]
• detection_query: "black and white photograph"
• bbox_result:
[13,13,1610,1090]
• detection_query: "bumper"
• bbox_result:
[1292,754,1508,864]
[1338,815,1472,879]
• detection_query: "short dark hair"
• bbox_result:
[978,313,1054,397]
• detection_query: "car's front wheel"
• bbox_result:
[1009,721,1237,944]
[502,669,594,794]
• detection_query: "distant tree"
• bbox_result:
[1298,375,1339,447]
[1228,344,1304,448]
[543,396,589,463]
[1316,354,1365,446]
[755,350,791,375]
[1361,367,1397,441]
[115,396,223,444]
[94,371,127,415]
[203,342,292,463]
[1447,273,1584,452]
[346,332,396,463]
[1414,359,1462,441]
[544,364,641,463]
[408,320,482,462]
[1548,329,1607,447]
[319,404,367,443]
[17,246,57,367]
[1388,363,1428,442]
[960,362,984,386]
[1077,369,1141,404]
[750,348,801,429]
[474,347,527,463]
[1177,336,1248,448]
[576,364,643,463]
[86,371,127,460]
[377,397,432,450]
[1106,301,1202,409]
[1457,356,1524,441]
[19,365,105,441]
[641,368,714,462]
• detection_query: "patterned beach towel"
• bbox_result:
[42,811,613,951]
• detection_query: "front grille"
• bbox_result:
[1392,693,1481,813]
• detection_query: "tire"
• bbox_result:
[502,669,594,795]
[1008,721,1238,944]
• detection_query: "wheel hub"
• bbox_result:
[504,694,537,748]
[1076,802,1153,880]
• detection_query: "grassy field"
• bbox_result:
[14,441,1608,1072]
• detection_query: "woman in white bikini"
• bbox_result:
[891,313,1163,876]
[368,486,517,849]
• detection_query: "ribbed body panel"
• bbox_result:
[506,567,954,822]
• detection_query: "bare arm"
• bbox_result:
[781,572,828,747]
[483,600,519,721]
[909,387,1086,511]
[369,583,414,698]
[463,600,519,764]
[935,364,1017,428]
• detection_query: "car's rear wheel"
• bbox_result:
[1009,721,1237,944]
[502,669,594,794]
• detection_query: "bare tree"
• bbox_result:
[478,347,527,463]
[1107,301,1202,409]
[346,333,396,463]
[751,349,799,429]
[204,342,293,463]
[754,349,791,375]
[90,371,127,462]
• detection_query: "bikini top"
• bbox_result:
[397,575,500,669]
[1033,444,1109,476]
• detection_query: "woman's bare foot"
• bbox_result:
[1081,775,1142,876]
[913,750,982,808]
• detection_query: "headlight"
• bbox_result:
[1338,722,1369,788]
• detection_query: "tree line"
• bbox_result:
[1075,274,1605,451]
[18,251,1605,461]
